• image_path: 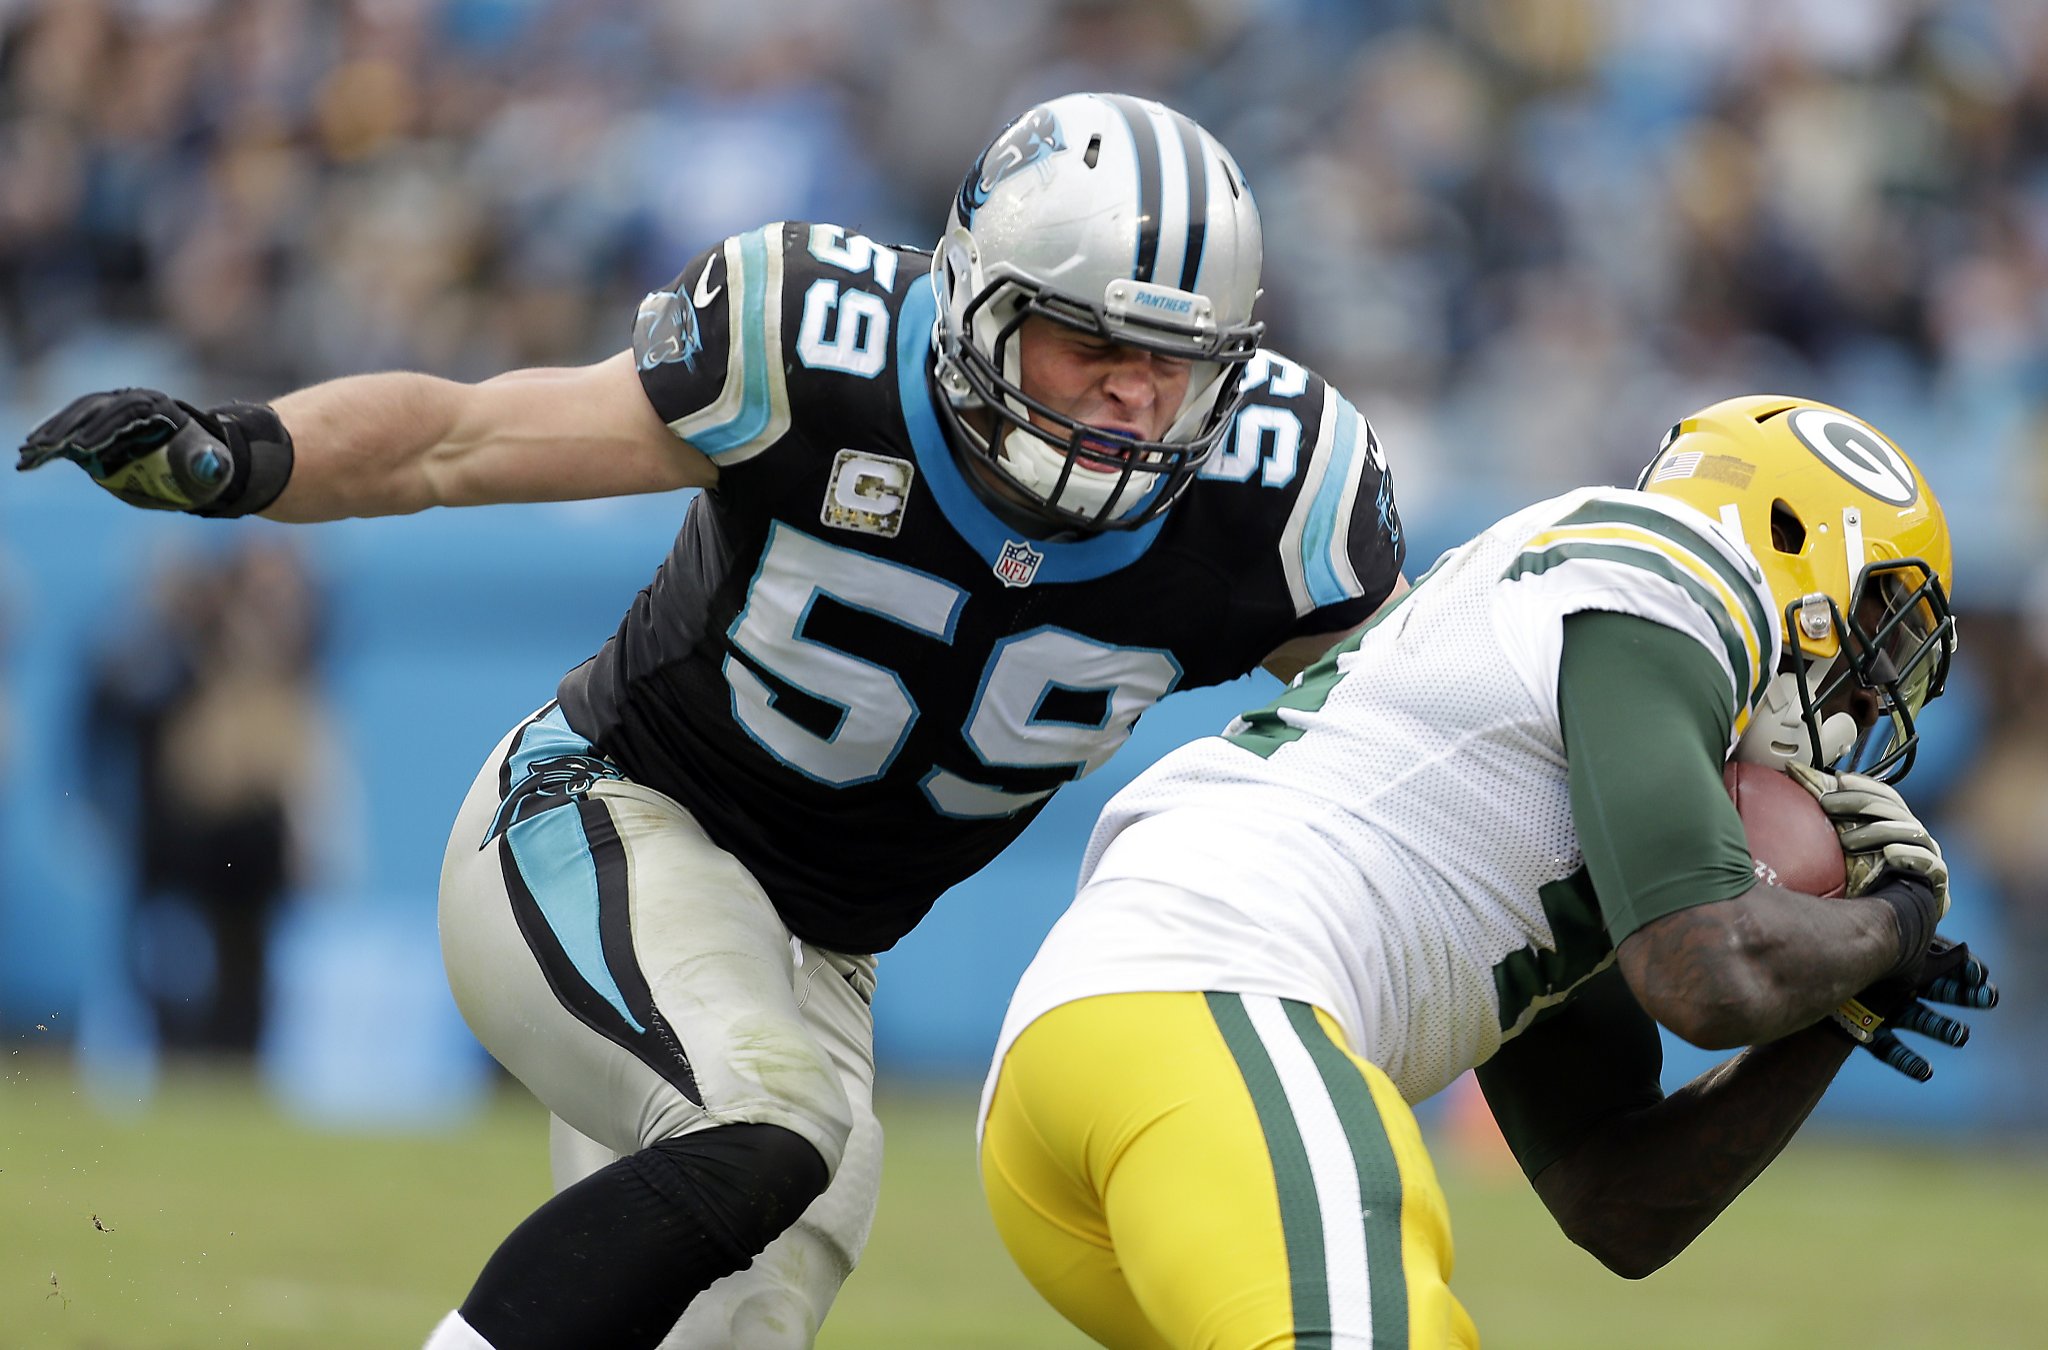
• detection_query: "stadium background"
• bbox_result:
[2,0,2046,1344]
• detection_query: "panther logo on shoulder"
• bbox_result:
[958,106,1066,222]
[635,288,703,372]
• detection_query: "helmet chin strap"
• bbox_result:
[1733,657,1857,772]
[1816,709,1861,766]
[1804,505,1867,769]
[1730,503,1876,773]
[997,423,1156,521]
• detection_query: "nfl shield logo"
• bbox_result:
[994,539,1044,588]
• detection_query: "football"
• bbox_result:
[1724,761,1848,898]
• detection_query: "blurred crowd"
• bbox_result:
[2,0,2046,520]
[3,0,2048,1107]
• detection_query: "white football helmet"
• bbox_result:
[932,92,1264,531]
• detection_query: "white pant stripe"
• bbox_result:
[1245,993,1376,1345]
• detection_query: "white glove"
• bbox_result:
[1785,761,1949,918]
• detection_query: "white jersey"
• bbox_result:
[991,487,1781,1113]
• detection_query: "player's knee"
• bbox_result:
[683,1044,856,1178]
[635,1123,830,1270]
[663,1282,819,1350]
[799,1090,855,1179]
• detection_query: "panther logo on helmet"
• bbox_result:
[958,107,1067,222]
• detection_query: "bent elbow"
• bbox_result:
[1557,1216,1683,1280]
[1593,1246,1673,1281]
[1631,960,1770,1049]
[1623,905,1787,1049]
[1649,990,1762,1051]
[1539,1159,1700,1281]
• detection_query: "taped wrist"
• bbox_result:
[1869,869,1941,984]
[182,400,294,518]
[1829,996,1885,1045]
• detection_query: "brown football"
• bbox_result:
[1723,761,1848,899]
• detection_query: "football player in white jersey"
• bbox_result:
[18,94,1410,1349]
[980,395,1998,1349]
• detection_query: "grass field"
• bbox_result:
[5,1052,2047,1348]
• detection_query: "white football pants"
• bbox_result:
[439,706,882,1348]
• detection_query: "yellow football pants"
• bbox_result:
[981,991,1478,1350]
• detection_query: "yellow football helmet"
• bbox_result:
[1636,394,1955,782]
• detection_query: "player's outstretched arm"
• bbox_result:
[269,353,715,520]
[17,351,716,523]
[1629,770,1989,1072]
[1520,932,1992,1275]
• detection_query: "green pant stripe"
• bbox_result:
[1282,1000,1410,1348]
[1206,991,1333,1348]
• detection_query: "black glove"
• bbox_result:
[17,388,293,517]
[1832,935,1999,1083]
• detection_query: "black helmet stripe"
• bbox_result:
[1167,108,1209,293]
[1103,93,1164,283]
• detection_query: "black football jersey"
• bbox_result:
[557,222,1404,952]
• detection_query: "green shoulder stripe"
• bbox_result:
[1551,499,1773,705]
[1505,541,1755,716]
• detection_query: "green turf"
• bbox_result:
[5,1053,2045,1347]
[2,1054,545,1349]
[1423,1131,2048,1350]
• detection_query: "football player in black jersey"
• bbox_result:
[20,93,1408,1350]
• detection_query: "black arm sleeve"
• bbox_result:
[1558,609,1757,942]
[1475,963,1666,1179]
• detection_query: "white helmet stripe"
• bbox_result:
[1142,103,1194,291]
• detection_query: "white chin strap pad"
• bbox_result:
[998,424,1156,522]
[1733,665,1857,771]
[1816,710,1859,765]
